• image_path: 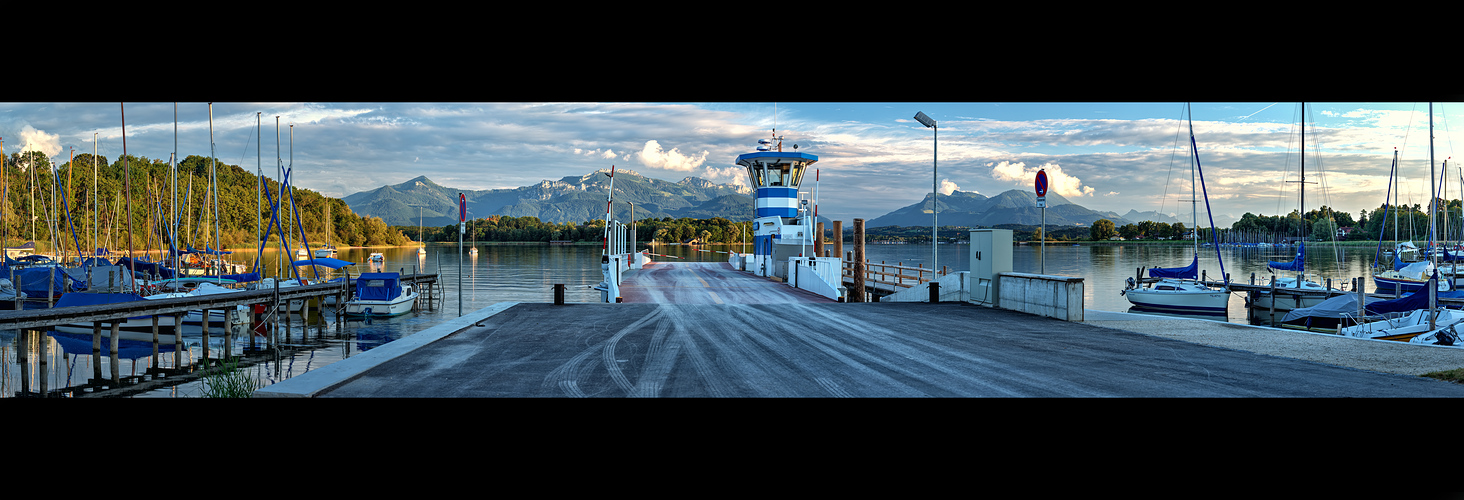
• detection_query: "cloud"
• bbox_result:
[19,125,60,159]
[940,178,960,195]
[988,160,1095,197]
[637,140,708,171]
[702,165,748,188]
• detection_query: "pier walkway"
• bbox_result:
[619,262,834,304]
[256,269,1464,397]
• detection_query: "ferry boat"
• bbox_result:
[728,132,843,301]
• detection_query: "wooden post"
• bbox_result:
[174,313,183,370]
[1269,277,1277,326]
[17,330,29,394]
[151,315,160,372]
[833,221,843,263]
[37,328,47,397]
[92,321,102,384]
[110,321,121,384]
[1356,277,1364,323]
[202,308,211,365]
[815,222,824,257]
[852,219,866,303]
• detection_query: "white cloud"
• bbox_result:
[988,160,1095,197]
[940,178,960,195]
[637,140,708,171]
[19,125,60,160]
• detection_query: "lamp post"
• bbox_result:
[914,111,938,278]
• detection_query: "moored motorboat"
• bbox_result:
[343,272,418,317]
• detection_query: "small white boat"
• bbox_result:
[1124,277,1230,315]
[369,253,385,265]
[1338,307,1464,342]
[344,272,418,317]
[314,245,337,258]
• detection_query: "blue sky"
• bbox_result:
[1,101,1460,227]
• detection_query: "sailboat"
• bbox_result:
[315,203,337,258]
[417,206,427,257]
[1373,148,1449,294]
[1253,103,1342,312]
[1122,104,1231,314]
[1339,103,1464,342]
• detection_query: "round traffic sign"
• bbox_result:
[1035,169,1048,197]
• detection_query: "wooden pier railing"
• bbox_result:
[841,259,948,297]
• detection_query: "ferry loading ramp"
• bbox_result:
[254,263,1464,398]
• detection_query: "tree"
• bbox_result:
[1118,223,1140,240]
[1090,219,1116,240]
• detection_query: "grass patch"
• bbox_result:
[1422,368,1464,384]
[200,358,259,398]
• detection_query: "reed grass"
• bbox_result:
[200,358,258,398]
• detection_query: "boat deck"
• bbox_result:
[618,261,835,304]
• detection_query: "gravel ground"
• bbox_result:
[1083,310,1464,376]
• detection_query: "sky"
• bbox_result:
[1,101,1461,227]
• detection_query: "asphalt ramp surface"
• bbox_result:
[307,302,1464,398]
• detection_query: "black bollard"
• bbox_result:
[929,281,940,303]
[554,284,565,305]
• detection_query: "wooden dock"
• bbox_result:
[4,273,439,397]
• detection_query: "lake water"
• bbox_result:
[0,240,1388,398]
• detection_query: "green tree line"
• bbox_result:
[2,151,410,257]
[415,215,759,245]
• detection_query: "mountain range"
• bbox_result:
[341,169,1233,230]
[342,169,754,227]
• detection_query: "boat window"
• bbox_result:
[364,280,386,287]
[1156,286,1176,290]
[789,161,805,187]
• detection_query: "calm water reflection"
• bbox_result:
[2,241,1383,397]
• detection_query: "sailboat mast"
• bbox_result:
[1188,104,1197,258]
[209,103,220,278]
[256,112,261,273]
[121,103,136,290]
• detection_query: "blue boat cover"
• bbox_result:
[291,257,356,269]
[356,273,402,301]
[55,291,152,320]
[1362,277,1464,315]
[1,266,89,295]
[1149,254,1198,279]
[220,272,262,283]
[1268,242,1305,272]
[112,257,177,280]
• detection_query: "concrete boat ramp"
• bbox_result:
[255,262,1464,398]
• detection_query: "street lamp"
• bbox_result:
[914,111,938,278]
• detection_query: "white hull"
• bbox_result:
[1338,308,1464,341]
[344,291,417,316]
[1124,279,1230,314]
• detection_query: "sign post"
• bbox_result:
[458,193,466,316]
[1035,169,1047,274]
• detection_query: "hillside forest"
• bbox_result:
[3,151,411,258]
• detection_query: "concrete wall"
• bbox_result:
[882,271,969,303]
[995,272,1084,322]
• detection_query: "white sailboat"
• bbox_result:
[1340,103,1464,342]
[1255,104,1342,311]
[1122,104,1231,314]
